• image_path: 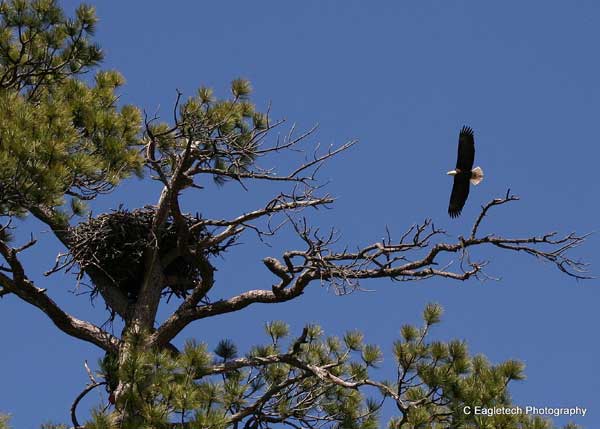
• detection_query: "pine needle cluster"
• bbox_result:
[83,305,577,429]
[0,414,10,429]
[0,0,142,218]
[145,78,269,187]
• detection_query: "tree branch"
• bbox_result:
[198,331,407,417]
[194,195,334,230]
[71,381,107,429]
[470,189,519,239]
[152,192,589,347]
[151,276,313,347]
[0,239,119,352]
[227,373,312,425]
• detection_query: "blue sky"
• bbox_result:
[1,1,599,427]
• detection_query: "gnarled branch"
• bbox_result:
[0,238,120,352]
[151,192,588,347]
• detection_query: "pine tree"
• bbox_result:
[0,1,588,428]
[0,415,10,429]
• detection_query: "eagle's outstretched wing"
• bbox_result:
[448,126,476,218]
[448,174,470,218]
[456,126,475,171]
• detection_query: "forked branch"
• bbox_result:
[0,236,120,352]
[151,192,589,347]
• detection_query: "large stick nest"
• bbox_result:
[66,206,219,301]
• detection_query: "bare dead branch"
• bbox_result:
[470,189,519,239]
[186,138,356,187]
[287,140,357,180]
[151,192,589,347]
[195,196,334,230]
[84,360,97,384]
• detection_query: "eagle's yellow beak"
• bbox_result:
[446,170,458,176]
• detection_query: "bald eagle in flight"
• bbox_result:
[447,126,484,218]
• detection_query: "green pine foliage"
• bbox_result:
[84,305,574,429]
[146,77,270,186]
[0,414,10,429]
[0,0,142,218]
[0,0,269,217]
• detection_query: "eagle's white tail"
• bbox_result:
[470,166,484,185]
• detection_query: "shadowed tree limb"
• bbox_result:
[0,238,120,352]
[151,273,314,347]
[71,381,107,429]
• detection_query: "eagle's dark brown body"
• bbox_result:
[447,126,483,218]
